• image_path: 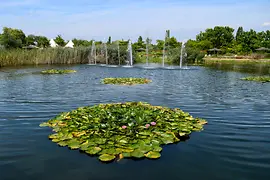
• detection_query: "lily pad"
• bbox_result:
[41,69,76,74]
[40,102,207,163]
[86,147,102,155]
[240,76,270,83]
[67,139,81,149]
[131,149,145,158]
[99,154,116,162]
[145,151,161,159]
[102,78,151,85]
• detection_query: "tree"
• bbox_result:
[54,35,66,46]
[0,27,26,48]
[167,37,180,48]
[166,30,170,39]
[146,37,152,45]
[25,35,36,46]
[156,40,164,50]
[133,36,145,50]
[196,26,234,49]
[235,26,244,43]
[107,36,112,44]
[36,36,49,48]
[72,38,92,47]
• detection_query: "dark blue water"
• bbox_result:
[0,65,270,180]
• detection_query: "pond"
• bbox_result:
[0,64,270,180]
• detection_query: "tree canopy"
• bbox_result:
[0,26,269,55]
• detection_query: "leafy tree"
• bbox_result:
[118,40,129,46]
[36,36,49,48]
[156,40,164,50]
[0,27,26,48]
[72,38,92,47]
[107,36,112,44]
[133,36,145,50]
[25,34,36,46]
[196,26,234,49]
[166,30,170,39]
[54,35,66,46]
[167,37,180,48]
[235,26,244,43]
[146,37,152,45]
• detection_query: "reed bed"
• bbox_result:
[0,45,132,67]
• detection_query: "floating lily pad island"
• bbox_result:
[102,78,152,85]
[241,76,270,83]
[41,69,76,74]
[40,102,207,162]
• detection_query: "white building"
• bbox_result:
[49,39,58,48]
[65,40,74,48]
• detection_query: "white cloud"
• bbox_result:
[262,22,270,26]
[0,1,269,41]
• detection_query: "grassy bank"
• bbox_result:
[204,58,270,65]
[0,46,130,68]
[0,48,90,67]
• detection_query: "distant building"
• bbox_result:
[49,39,58,48]
[65,40,74,48]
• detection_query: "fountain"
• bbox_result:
[88,41,96,65]
[180,41,189,69]
[142,38,156,69]
[118,41,121,66]
[146,39,149,66]
[162,37,166,68]
[105,43,108,65]
[99,42,108,66]
[122,40,133,68]
[180,41,184,69]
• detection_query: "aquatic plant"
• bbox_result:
[41,69,76,74]
[241,76,270,83]
[40,102,207,162]
[102,78,151,85]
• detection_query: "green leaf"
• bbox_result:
[152,146,162,152]
[39,122,50,127]
[138,131,152,136]
[57,141,68,147]
[99,154,116,162]
[67,139,81,149]
[131,149,145,158]
[122,152,132,158]
[86,147,102,155]
[179,132,186,136]
[145,151,161,159]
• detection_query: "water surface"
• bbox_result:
[0,65,270,180]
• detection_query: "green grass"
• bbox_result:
[204,58,270,65]
[241,76,270,83]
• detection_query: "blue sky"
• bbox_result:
[0,0,270,42]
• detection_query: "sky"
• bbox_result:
[0,0,270,42]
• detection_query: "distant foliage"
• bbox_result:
[54,35,66,47]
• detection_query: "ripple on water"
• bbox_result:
[0,65,270,180]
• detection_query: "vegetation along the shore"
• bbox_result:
[102,78,152,85]
[0,26,269,67]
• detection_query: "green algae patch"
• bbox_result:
[41,69,76,74]
[241,76,270,83]
[102,78,151,85]
[40,102,207,162]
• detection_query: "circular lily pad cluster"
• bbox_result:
[241,76,270,83]
[41,69,76,74]
[40,102,207,162]
[102,78,151,85]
